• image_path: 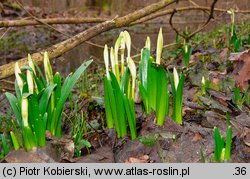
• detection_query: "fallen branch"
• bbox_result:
[1,6,250,28]
[0,17,108,27]
[0,0,177,79]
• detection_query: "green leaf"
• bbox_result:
[1,134,9,155]
[214,127,224,162]
[109,72,127,138]
[34,76,45,93]
[104,76,114,128]
[224,126,232,161]
[156,66,169,126]
[182,44,192,67]
[21,65,34,72]
[39,84,57,115]
[200,146,205,163]
[5,92,22,127]
[148,62,157,110]
[15,80,21,100]
[23,126,37,151]
[10,131,20,150]
[141,48,150,90]
[170,71,184,124]
[139,82,149,114]
[53,72,61,107]
[34,61,46,86]
[123,95,136,140]
[52,60,92,138]
[120,68,130,95]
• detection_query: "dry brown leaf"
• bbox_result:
[220,48,229,62]
[125,155,150,163]
[232,50,250,90]
[191,133,203,142]
[211,77,220,86]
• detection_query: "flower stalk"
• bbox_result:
[170,67,185,124]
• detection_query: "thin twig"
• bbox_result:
[169,0,218,41]
[14,0,105,49]
[132,6,250,26]
[0,27,11,40]
[0,79,15,85]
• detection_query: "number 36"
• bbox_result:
[234,167,246,175]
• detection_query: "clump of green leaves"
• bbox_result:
[139,29,170,126]
[201,76,210,95]
[169,68,185,124]
[214,125,232,162]
[70,112,91,157]
[233,86,245,110]
[103,31,137,139]
[5,53,92,151]
[228,9,242,52]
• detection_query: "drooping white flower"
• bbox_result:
[124,31,131,59]
[114,32,123,65]
[128,57,136,81]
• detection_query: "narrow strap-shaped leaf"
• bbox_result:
[214,127,224,162]
[34,118,46,147]
[148,62,157,111]
[120,68,131,95]
[110,72,127,137]
[23,126,37,151]
[39,84,57,115]
[106,76,119,136]
[139,82,149,114]
[104,76,114,128]
[1,134,9,155]
[141,48,150,90]
[156,66,169,126]
[52,60,92,138]
[5,92,22,127]
[123,95,137,140]
[34,61,46,86]
[175,73,185,124]
[53,72,61,107]
[15,80,21,101]
[34,76,45,93]
[10,131,20,150]
[224,126,232,161]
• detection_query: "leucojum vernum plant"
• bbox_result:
[5,52,92,151]
[181,40,192,67]
[139,28,184,125]
[103,31,137,139]
[139,28,170,126]
[227,8,242,52]
[213,118,232,162]
[103,28,185,140]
